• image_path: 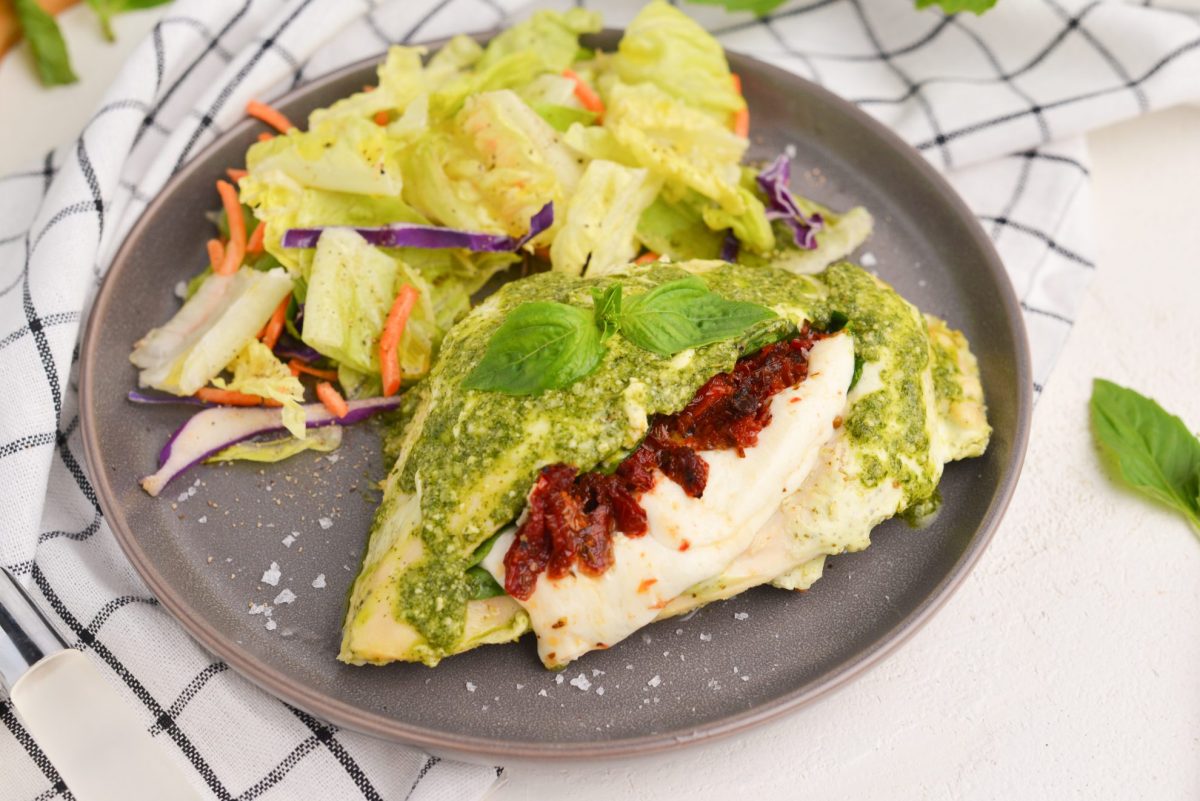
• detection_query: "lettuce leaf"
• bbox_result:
[550,160,662,276]
[605,81,746,215]
[611,1,744,121]
[636,192,724,261]
[131,267,293,396]
[404,90,581,243]
[301,229,439,382]
[212,339,307,438]
[308,46,426,127]
[245,114,402,199]
[476,8,601,74]
[207,425,342,464]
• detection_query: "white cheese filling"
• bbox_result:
[482,333,854,667]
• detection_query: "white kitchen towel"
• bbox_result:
[1,0,1199,798]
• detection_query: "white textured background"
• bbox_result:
[1,7,1197,799]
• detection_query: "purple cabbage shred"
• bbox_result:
[281,202,554,252]
[756,154,824,250]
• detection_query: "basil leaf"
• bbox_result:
[465,566,505,600]
[1090,378,1200,533]
[913,0,997,13]
[591,285,622,342]
[618,276,776,357]
[86,0,172,41]
[14,0,78,86]
[463,302,606,395]
[687,0,997,17]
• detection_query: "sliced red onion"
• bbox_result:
[719,231,740,262]
[757,154,824,250]
[281,202,554,252]
[141,395,402,496]
[273,334,320,363]
[128,390,211,406]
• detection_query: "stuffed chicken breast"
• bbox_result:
[340,259,989,669]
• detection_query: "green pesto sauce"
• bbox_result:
[930,329,965,403]
[394,261,821,649]
[811,262,937,505]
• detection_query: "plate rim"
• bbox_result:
[80,35,1032,762]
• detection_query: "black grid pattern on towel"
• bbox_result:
[2,0,1199,798]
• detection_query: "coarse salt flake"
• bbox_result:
[569,674,592,692]
[699,633,712,642]
[861,252,878,267]
[318,517,333,530]
[265,619,277,631]
[282,534,295,547]
[466,682,476,693]
[733,612,749,621]
[647,675,661,688]
[312,574,326,589]
[261,562,281,586]
[274,588,296,605]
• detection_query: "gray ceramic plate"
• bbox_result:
[80,31,1031,762]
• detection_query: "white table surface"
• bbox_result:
[2,7,1198,800]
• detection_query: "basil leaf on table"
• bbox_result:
[14,0,78,86]
[1090,378,1200,533]
[463,302,606,395]
[86,0,173,42]
[913,0,998,13]
[618,276,776,357]
[686,0,997,17]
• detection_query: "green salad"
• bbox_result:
[129,1,874,494]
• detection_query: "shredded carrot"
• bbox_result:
[257,132,274,143]
[288,360,339,381]
[226,168,248,182]
[562,69,604,120]
[246,221,266,254]
[195,387,281,407]
[260,295,290,351]
[533,245,551,261]
[379,285,420,398]
[362,85,376,93]
[637,578,658,593]
[245,99,294,133]
[373,110,390,126]
[634,251,660,265]
[215,180,245,276]
[206,238,225,270]
[731,73,749,139]
[316,382,349,419]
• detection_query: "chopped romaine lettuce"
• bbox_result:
[212,339,307,438]
[610,1,744,122]
[636,192,724,261]
[302,229,440,382]
[532,103,596,133]
[604,81,746,215]
[308,46,426,127]
[475,9,601,74]
[245,114,402,197]
[550,160,661,275]
[206,425,342,464]
[131,267,293,396]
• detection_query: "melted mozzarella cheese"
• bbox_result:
[482,334,854,667]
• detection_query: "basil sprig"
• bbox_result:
[464,277,776,395]
[1091,378,1200,534]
